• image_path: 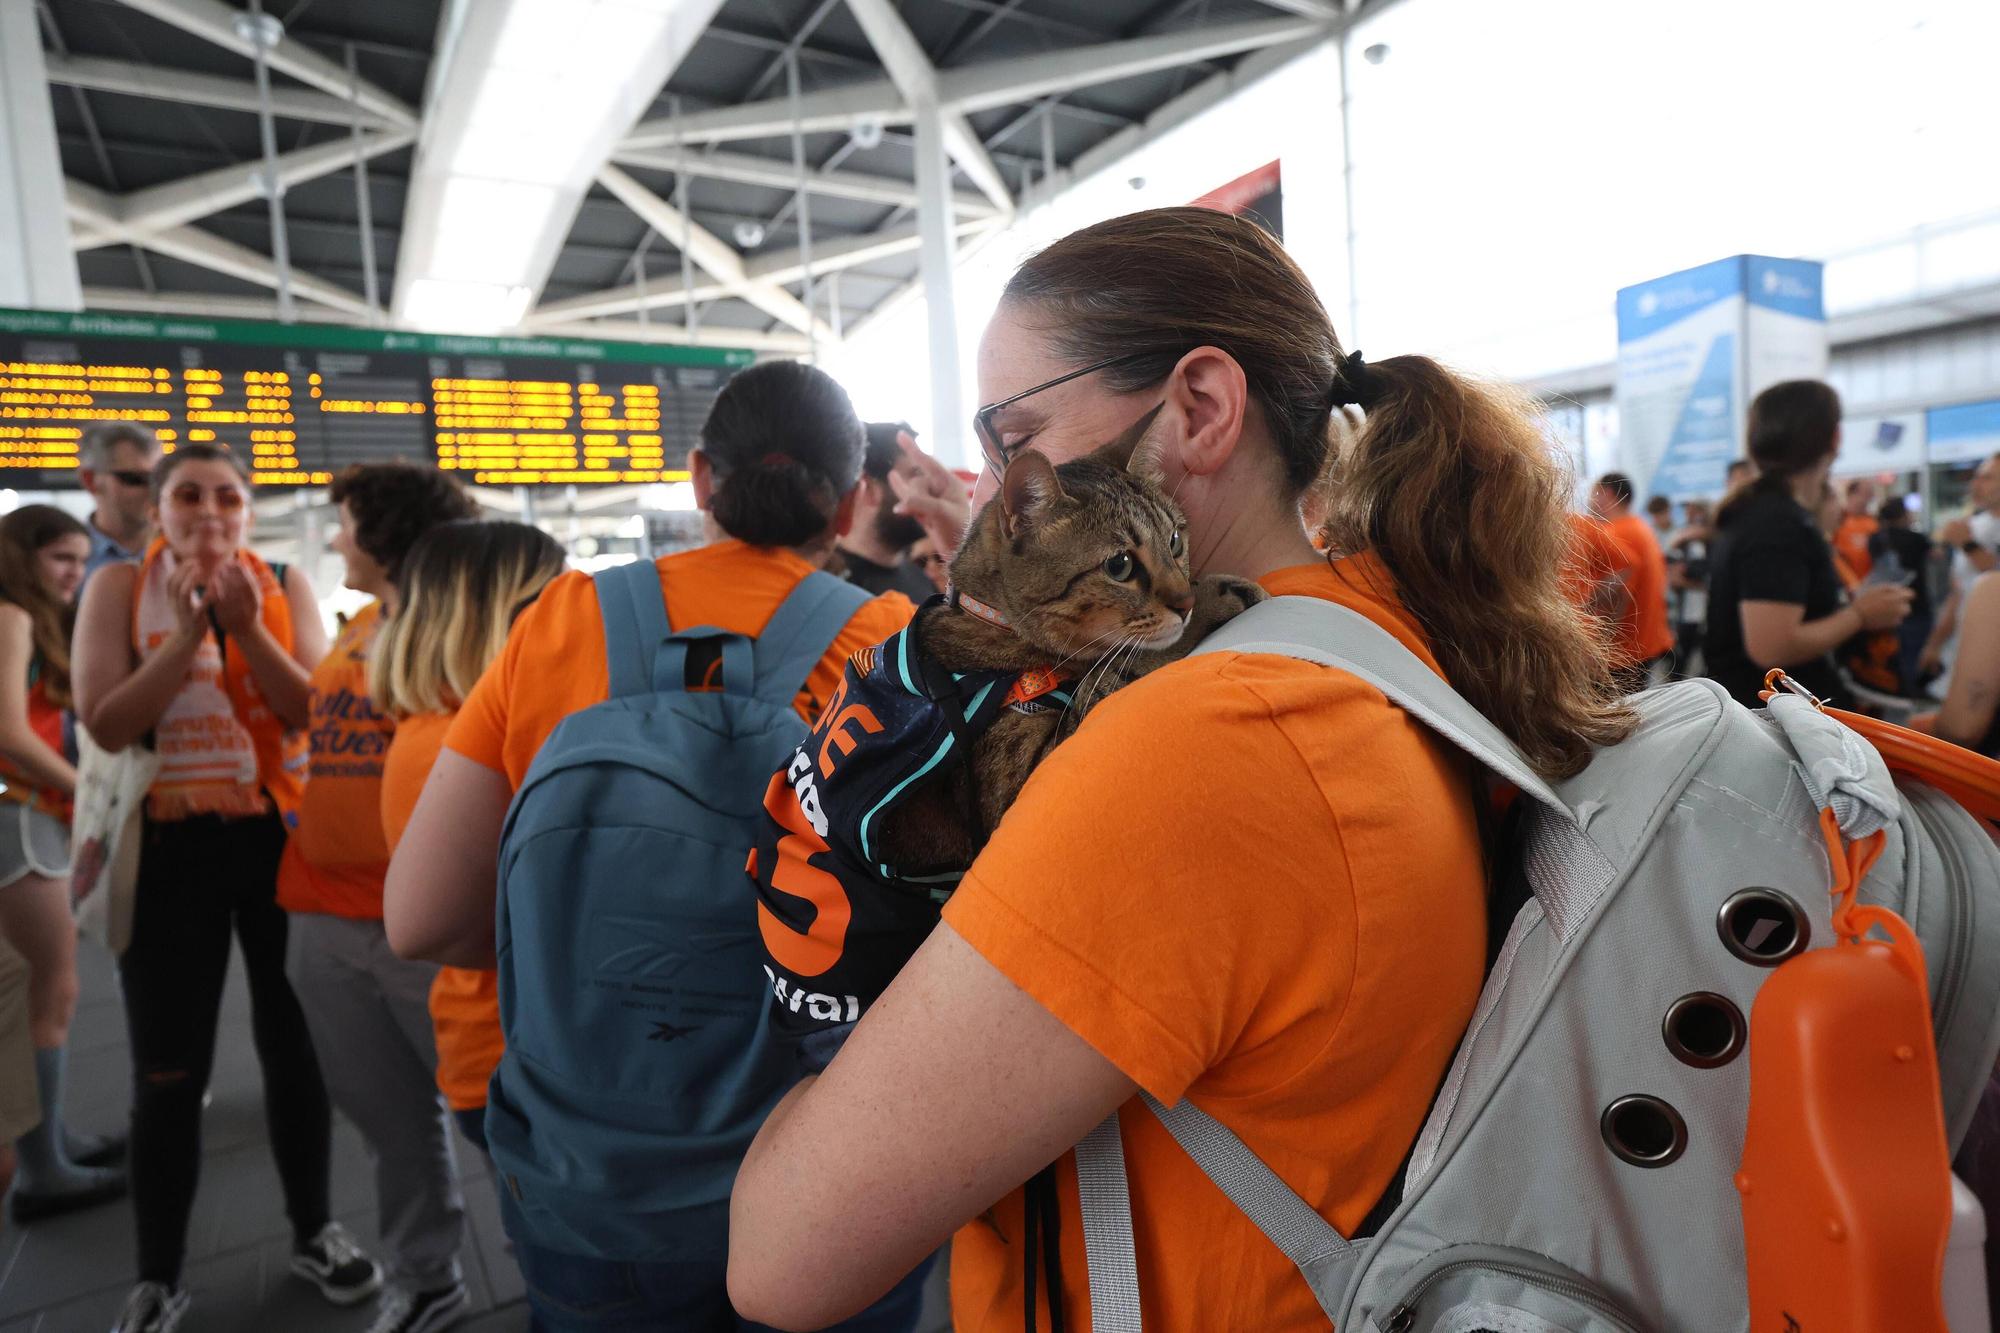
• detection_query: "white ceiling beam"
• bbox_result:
[106,0,417,128]
[622,82,908,151]
[937,16,1325,115]
[529,317,811,355]
[843,0,1012,212]
[43,53,398,129]
[595,165,834,342]
[1257,0,1341,17]
[81,286,375,325]
[609,145,997,217]
[621,16,1327,156]
[132,226,376,317]
[116,129,413,233]
[525,214,994,327]
[66,180,375,318]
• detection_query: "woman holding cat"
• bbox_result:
[729,207,1634,1332]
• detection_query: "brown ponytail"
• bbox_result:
[1320,357,1634,779]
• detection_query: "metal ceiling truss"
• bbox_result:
[47,0,1356,362]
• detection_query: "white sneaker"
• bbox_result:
[290,1221,383,1306]
[110,1281,189,1333]
[367,1281,470,1333]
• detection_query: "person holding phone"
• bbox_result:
[73,445,378,1333]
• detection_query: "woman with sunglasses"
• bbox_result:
[728,208,1633,1331]
[0,505,129,1224]
[74,444,377,1333]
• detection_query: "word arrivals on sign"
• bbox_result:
[0,305,749,487]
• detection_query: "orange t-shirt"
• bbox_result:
[941,553,1488,1332]
[277,601,394,917]
[381,709,499,1111]
[1834,514,1877,580]
[447,540,914,789]
[1603,513,1674,664]
[1563,512,1633,611]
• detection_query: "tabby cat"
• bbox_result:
[751,408,1260,1052]
[876,407,1264,869]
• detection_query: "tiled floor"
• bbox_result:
[2,941,951,1332]
[0,941,530,1333]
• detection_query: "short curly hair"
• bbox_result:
[328,462,479,585]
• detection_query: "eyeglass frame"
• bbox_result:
[973,350,1164,475]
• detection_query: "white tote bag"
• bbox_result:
[70,725,159,956]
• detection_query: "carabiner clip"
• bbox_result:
[1760,668,1826,709]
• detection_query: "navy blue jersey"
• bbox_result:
[750,607,1069,1044]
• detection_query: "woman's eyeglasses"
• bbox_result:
[974,350,1160,475]
[167,483,246,512]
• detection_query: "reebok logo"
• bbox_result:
[648,1021,698,1043]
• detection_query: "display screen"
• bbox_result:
[0,308,752,487]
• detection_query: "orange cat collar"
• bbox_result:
[947,585,1011,631]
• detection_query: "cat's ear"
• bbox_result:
[1094,404,1167,485]
[1000,450,1066,537]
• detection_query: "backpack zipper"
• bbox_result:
[1379,1258,1638,1332]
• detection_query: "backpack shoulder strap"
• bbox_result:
[750,571,873,708]
[1193,595,1578,829]
[1075,1094,1364,1332]
[595,559,672,700]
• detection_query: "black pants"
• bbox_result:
[118,811,332,1285]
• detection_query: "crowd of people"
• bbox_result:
[0,206,1993,1333]
[1571,378,2000,758]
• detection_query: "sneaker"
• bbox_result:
[110,1281,189,1333]
[290,1222,383,1306]
[366,1281,470,1333]
[66,1126,129,1167]
[8,1164,127,1222]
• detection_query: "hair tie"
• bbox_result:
[1326,349,1385,411]
[758,452,797,469]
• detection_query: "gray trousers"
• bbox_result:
[287,911,465,1290]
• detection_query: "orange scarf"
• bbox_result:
[132,540,307,821]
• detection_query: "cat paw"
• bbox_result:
[1186,574,1266,637]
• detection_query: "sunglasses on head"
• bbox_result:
[167,483,246,511]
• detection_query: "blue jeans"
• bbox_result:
[504,1192,936,1333]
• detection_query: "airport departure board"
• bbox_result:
[0,307,754,487]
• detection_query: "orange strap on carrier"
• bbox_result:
[1737,671,1966,1331]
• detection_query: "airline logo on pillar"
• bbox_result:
[1615,255,1827,501]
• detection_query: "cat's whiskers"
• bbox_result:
[1050,623,1130,672]
[1064,630,1143,731]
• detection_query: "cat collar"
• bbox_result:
[946,585,1011,630]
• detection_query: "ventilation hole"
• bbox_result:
[1717,888,1809,966]
[1601,1095,1688,1168]
[1663,992,1746,1068]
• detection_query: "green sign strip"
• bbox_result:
[0,306,755,369]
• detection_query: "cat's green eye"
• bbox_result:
[1169,530,1184,558]
[1104,552,1137,582]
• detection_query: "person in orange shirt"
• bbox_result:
[72,444,373,1333]
[726,208,1634,1333]
[1589,472,1675,691]
[277,461,478,1333]
[369,519,565,1157]
[0,506,128,1223]
[383,362,936,1332]
[1833,477,1879,580]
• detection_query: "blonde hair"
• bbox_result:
[369,520,565,719]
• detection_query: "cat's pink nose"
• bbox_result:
[1164,588,1195,614]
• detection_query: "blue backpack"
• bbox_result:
[485,558,871,1260]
